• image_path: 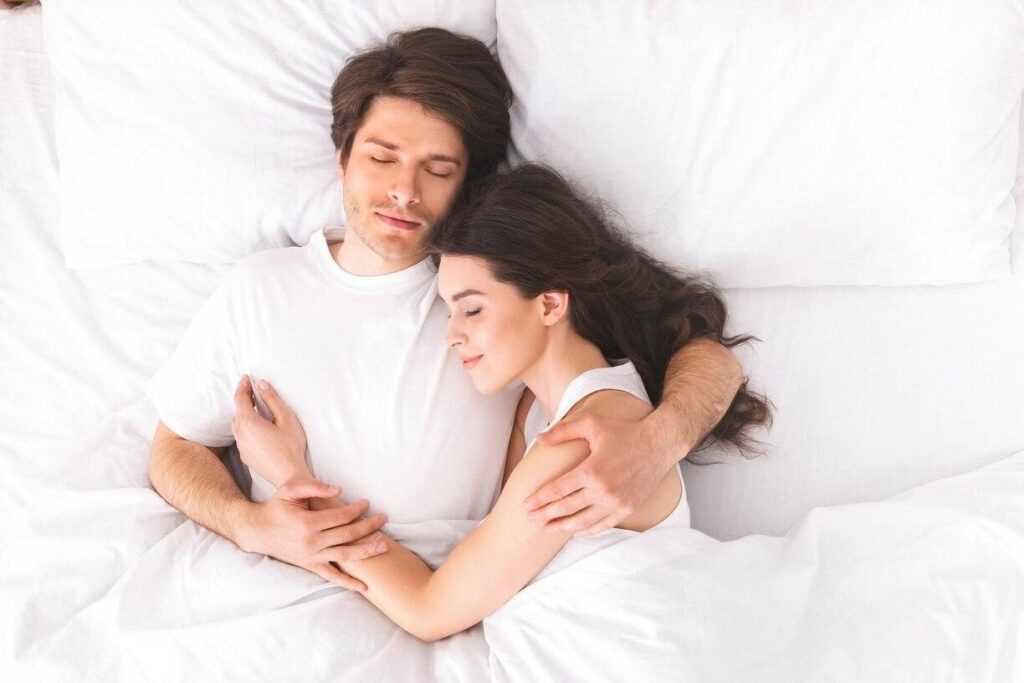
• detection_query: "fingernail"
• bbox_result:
[258,379,270,390]
[375,543,387,552]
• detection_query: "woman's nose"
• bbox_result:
[445,318,465,349]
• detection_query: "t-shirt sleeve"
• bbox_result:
[144,273,243,448]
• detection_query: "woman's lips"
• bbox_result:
[376,212,420,230]
[462,355,483,370]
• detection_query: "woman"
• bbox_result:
[233,165,770,642]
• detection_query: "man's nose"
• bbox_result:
[388,164,420,208]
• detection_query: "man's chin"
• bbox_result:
[372,235,430,262]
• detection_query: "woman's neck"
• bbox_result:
[520,330,611,422]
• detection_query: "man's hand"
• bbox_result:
[524,414,678,537]
[232,375,308,487]
[235,478,389,591]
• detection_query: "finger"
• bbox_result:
[233,374,256,414]
[325,539,389,565]
[573,512,627,538]
[279,479,341,501]
[316,562,367,592]
[534,418,592,447]
[527,489,591,526]
[308,499,370,530]
[255,379,293,424]
[317,514,387,549]
[542,504,608,535]
[522,469,586,513]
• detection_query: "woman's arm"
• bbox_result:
[526,338,742,535]
[338,435,592,642]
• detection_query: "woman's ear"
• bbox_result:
[539,291,570,327]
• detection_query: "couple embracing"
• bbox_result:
[147,27,769,642]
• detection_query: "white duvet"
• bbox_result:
[3,396,1022,681]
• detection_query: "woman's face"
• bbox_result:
[438,255,549,393]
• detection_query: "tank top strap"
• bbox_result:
[524,361,649,449]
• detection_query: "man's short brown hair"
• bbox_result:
[330,28,512,185]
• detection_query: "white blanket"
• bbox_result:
[3,397,1022,682]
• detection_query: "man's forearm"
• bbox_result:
[650,337,744,462]
[149,439,253,546]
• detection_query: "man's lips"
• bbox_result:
[375,211,420,230]
[461,355,483,370]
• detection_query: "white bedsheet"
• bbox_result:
[3,394,1023,681]
[3,6,1023,680]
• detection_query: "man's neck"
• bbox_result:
[329,233,425,276]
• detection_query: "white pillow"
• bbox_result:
[497,0,1024,288]
[42,0,497,268]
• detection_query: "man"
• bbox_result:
[147,28,743,591]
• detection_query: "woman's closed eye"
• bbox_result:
[446,308,481,319]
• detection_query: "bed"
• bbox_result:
[2,1,1023,681]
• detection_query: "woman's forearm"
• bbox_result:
[338,535,443,641]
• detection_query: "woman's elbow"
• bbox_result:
[399,607,466,643]
[407,622,457,643]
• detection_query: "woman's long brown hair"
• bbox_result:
[430,165,772,461]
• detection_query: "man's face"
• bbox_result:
[339,96,468,265]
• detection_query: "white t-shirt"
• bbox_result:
[146,227,522,523]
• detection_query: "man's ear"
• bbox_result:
[336,149,345,180]
[539,291,570,327]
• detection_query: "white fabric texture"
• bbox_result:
[40,0,497,268]
[497,0,1024,287]
[4,5,1024,679]
[146,227,521,522]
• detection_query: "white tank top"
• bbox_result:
[522,360,690,530]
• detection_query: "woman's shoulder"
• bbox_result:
[562,387,653,425]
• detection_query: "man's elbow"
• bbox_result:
[691,337,744,393]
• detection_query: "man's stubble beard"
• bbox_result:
[343,191,437,263]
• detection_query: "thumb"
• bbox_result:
[279,479,340,500]
[535,419,590,447]
[257,379,290,423]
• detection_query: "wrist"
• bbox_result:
[644,406,696,469]
[228,498,262,553]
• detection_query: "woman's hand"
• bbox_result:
[232,375,310,487]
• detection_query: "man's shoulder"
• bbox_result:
[226,241,314,289]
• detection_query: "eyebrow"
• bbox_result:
[364,137,462,167]
[451,289,484,302]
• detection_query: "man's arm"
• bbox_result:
[149,420,386,588]
[149,421,249,541]
[644,337,744,459]
[525,337,743,535]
